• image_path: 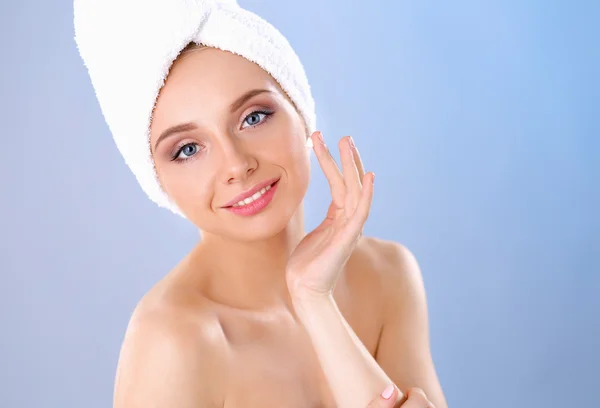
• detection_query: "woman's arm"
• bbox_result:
[292,241,446,408]
[287,133,444,407]
[293,293,403,408]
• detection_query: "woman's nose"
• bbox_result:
[218,138,257,185]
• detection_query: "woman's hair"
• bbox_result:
[179,41,207,58]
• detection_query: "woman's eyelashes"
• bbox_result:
[241,109,274,129]
[170,109,275,162]
[171,142,202,161]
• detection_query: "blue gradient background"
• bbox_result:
[1,1,598,407]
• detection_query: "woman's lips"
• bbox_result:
[224,180,279,216]
[222,177,280,208]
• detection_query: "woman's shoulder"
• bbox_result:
[345,236,424,309]
[114,275,228,406]
[127,262,226,348]
[350,236,418,282]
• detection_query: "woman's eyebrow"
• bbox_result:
[154,88,274,150]
[229,88,274,113]
[154,122,198,150]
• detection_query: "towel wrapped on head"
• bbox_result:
[74,0,317,217]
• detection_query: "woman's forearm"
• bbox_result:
[292,293,401,408]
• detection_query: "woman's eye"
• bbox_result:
[173,143,200,160]
[242,110,272,128]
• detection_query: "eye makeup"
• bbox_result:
[168,108,276,163]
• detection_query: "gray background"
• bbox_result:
[1,0,598,407]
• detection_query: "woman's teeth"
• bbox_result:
[232,184,272,207]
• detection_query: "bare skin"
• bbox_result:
[115,237,441,407]
[113,45,446,408]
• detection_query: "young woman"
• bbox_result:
[74,1,447,407]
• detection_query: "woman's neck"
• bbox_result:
[190,206,306,311]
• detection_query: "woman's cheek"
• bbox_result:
[157,161,199,206]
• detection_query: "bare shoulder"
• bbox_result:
[113,276,228,408]
[349,236,427,316]
[351,236,423,288]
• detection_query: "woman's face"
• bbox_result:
[150,47,311,241]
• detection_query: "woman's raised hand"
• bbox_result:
[286,131,375,300]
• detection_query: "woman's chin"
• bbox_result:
[202,209,295,242]
[226,213,292,242]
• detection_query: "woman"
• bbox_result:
[75,1,447,407]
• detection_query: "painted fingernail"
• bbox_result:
[381,384,395,400]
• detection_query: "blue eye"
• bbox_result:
[172,143,200,161]
[242,110,274,128]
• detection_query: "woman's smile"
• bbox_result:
[224,179,280,217]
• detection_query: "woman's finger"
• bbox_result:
[339,136,362,216]
[400,387,435,408]
[311,131,346,208]
[366,384,400,408]
[351,138,366,180]
[343,171,375,243]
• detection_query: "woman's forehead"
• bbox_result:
[168,47,277,91]
[150,49,288,137]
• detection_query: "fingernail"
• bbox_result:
[381,384,395,400]
[348,136,355,150]
[316,131,325,145]
[371,172,376,184]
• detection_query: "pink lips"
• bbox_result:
[222,178,280,217]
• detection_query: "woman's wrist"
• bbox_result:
[290,289,335,320]
[289,288,398,408]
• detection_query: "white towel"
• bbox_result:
[74,0,316,217]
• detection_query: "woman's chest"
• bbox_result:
[217,298,382,407]
[213,254,387,407]
[222,339,336,408]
